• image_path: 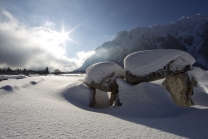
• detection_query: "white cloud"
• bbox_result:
[1,9,16,22]
[0,9,94,72]
[75,51,95,67]
[43,20,56,29]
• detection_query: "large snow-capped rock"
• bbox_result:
[84,61,124,107]
[76,14,208,72]
[124,49,195,84]
[84,61,124,92]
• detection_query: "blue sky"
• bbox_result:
[0,0,208,71]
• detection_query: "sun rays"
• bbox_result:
[58,6,104,49]
[58,24,82,52]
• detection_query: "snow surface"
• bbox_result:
[199,71,208,93]
[185,67,208,106]
[85,61,124,84]
[124,49,195,76]
[187,67,205,81]
[0,74,27,80]
[190,69,208,107]
[1,75,208,138]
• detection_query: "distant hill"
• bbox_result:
[75,14,208,72]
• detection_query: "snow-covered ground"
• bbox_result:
[0,75,27,80]
[1,75,208,138]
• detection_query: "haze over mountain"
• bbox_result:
[76,14,208,72]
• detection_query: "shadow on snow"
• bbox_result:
[62,81,208,138]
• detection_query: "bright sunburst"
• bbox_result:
[58,9,99,47]
[58,25,80,46]
[60,31,69,42]
[59,26,70,43]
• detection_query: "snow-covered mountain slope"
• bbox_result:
[76,14,208,72]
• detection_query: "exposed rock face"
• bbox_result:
[84,62,124,107]
[85,72,116,92]
[162,72,197,107]
[89,87,96,108]
[125,62,191,84]
[124,49,195,84]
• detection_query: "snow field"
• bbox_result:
[1,75,208,138]
[0,75,27,80]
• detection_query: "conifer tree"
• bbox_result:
[45,67,49,74]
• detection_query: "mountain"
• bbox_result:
[76,14,208,72]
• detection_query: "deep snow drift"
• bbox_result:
[1,75,208,138]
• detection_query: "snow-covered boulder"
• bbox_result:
[124,49,195,84]
[84,61,124,107]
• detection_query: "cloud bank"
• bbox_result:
[0,9,94,72]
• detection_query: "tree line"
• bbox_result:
[0,67,49,75]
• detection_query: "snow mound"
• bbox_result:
[94,90,111,108]
[21,78,44,88]
[30,81,37,85]
[85,61,124,84]
[0,85,20,92]
[116,78,187,118]
[200,71,208,93]
[124,49,195,76]
[191,70,208,106]
[62,82,93,108]
[199,71,208,87]
[187,67,205,81]
[185,67,208,107]
[62,81,111,109]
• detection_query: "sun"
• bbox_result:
[60,31,69,42]
[59,26,79,45]
[59,26,71,43]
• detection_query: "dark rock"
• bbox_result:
[125,62,191,84]
[184,35,194,46]
[162,72,197,107]
[89,87,96,108]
